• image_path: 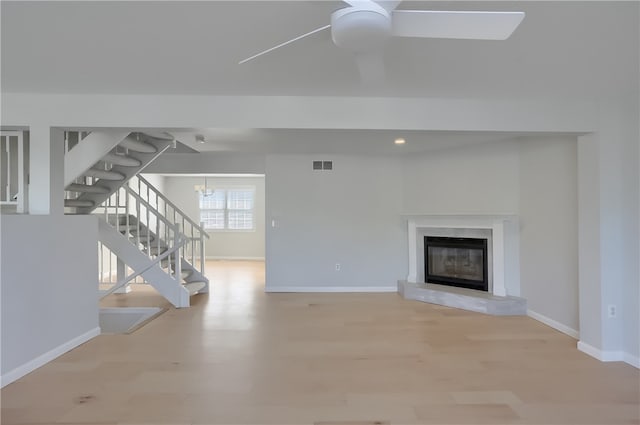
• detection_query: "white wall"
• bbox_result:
[400,138,580,334]
[577,100,640,365]
[613,99,639,363]
[628,96,640,362]
[265,154,405,290]
[138,173,165,194]
[402,141,520,214]
[1,215,100,386]
[631,97,640,363]
[519,136,579,333]
[145,152,265,175]
[163,175,265,259]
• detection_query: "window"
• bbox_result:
[199,187,255,231]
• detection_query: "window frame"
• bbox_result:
[198,185,256,232]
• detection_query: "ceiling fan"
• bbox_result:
[239,0,525,83]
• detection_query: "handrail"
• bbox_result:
[120,185,180,231]
[100,235,187,299]
[101,179,207,276]
[137,174,210,239]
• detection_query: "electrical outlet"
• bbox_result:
[335,263,341,271]
[607,304,617,318]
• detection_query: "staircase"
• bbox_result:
[65,131,209,308]
[64,132,173,213]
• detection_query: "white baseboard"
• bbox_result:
[624,352,640,369]
[265,286,398,293]
[577,341,640,368]
[0,327,100,388]
[527,309,579,339]
[206,256,265,261]
[577,340,629,362]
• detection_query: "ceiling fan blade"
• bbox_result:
[342,0,401,13]
[391,10,525,40]
[354,52,385,85]
[342,0,375,7]
[239,24,331,64]
[376,1,402,13]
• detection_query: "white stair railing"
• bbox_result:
[98,241,120,285]
[134,175,209,276]
[95,183,188,285]
[1,130,26,213]
[100,234,186,298]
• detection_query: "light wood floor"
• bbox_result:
[2,260,638,425]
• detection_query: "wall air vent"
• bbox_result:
[313,160,333,170]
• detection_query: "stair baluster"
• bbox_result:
[64,130,208,307]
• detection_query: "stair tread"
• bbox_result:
[65,199,95,207]
[107,215,138,226]
[115,224,140,232]
[84,168,125,181]
[103,153,142,167]
[183,281,206,295]
[165,269,194,280]
[130,236,155,243]
[142,131,174,141]
[119,137,157,153]
[143,250,170,258]
[66,183,110,194]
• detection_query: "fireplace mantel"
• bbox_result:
[403,214,520,297]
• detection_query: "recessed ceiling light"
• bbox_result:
[394,138,406,145]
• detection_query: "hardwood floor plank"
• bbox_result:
[1,260,638,425]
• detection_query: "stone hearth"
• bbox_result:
[398,281,527,316]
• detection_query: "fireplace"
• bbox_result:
[405,215,518,297]
[424,236,488,291]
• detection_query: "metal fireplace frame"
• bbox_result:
[424,236,489,291]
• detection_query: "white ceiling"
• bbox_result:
[2,1,638,99]
[1,1,636,155]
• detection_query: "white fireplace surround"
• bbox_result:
[405,215,521,297]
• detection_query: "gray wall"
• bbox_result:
[1,215,99,382]
[163,175,265,259]
[265,154,406,289]
[519,136,579,331]
[402,142,520,214]
[264,139,581,336]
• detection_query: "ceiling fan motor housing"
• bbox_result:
[331,6,392,52]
